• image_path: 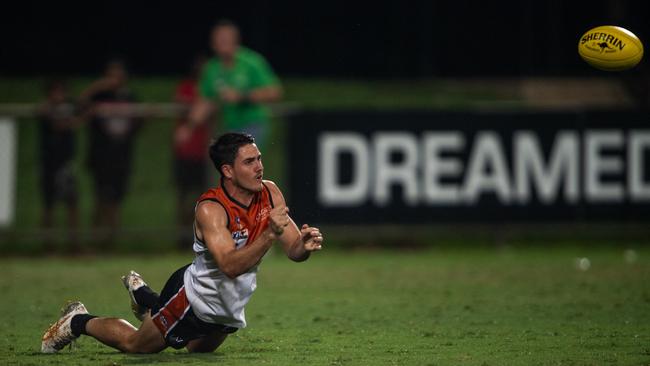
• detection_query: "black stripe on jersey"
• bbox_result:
[220,178,250,209]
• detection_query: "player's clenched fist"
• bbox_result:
[269,206,290,236]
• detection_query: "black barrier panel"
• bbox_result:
[287,110,650,224]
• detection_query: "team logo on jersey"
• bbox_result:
[169,334,184,345]
[232,228,249,249]
[232,229,248,241]
[256,206,271,222]
[232,217,249,249]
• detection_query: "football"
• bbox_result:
[578,25,644,71]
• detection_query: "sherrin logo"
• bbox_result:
[578,25,643,71]
[580,32,625,53]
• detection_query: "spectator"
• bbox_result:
[178,19,282,149]
[80,60,143,246]
[172,55,210,249]
[38,80,81,251]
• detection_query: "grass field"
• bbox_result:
[2,246,649,366]
[2,77,649,365]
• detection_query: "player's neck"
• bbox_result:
[222,178,255,207]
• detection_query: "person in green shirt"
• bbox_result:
[177,20,282,149]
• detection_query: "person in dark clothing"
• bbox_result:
[38,80,81,250]
[80,60,143,245]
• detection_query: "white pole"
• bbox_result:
[0,117,16,227]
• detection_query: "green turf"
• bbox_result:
[0,77,521,107]
[1,247,649,365]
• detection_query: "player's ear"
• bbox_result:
[222,164,234,179]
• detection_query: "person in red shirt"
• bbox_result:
[173,56,211,249]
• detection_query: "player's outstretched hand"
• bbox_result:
[300,224,323,252]
[269,206,290,237]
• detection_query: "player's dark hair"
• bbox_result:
[209,133,256,176]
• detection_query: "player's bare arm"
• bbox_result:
[264,180,323,262]
[196,200,276,279]
[220,85,282,104]
[248,85,282,103]
[188,96,216,127]
[174,96,216,144]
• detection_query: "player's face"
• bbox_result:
[231,143,264,193]
[212,26,239,60]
